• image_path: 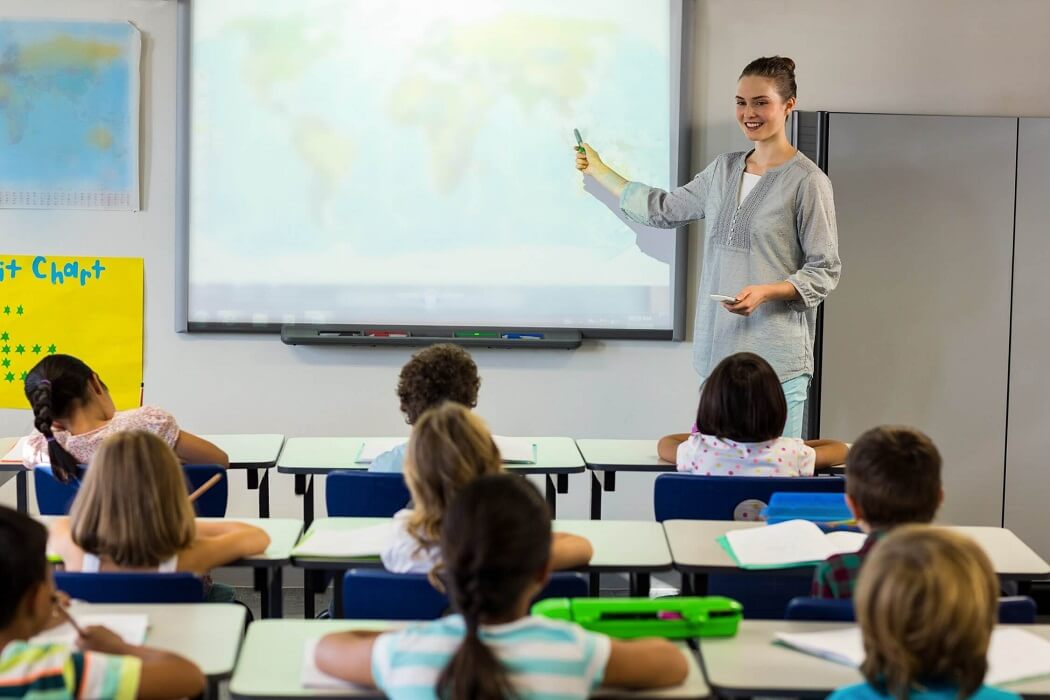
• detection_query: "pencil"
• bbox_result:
[188,473,223,503]
[53,599,85,637]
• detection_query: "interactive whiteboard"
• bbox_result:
[179,0,688,338]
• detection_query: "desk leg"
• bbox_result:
[303,476,315,527]
[589,573,600,597]
[258,469,270,518]
[267,566,283,619]
[304,571,316,619]
[544,476,556,518]
[16,471,27,513]
[294,473,306,495]
[630,573,650,597]
[247,469,259,490]
[691,573,708,596]
[333,572,345,619]
[556,474,569,494]
[590,472,603,520]
[679,572,693,596]
[253,568,265,594]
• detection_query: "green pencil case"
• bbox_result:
[530,596,742,639]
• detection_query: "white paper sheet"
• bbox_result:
[356,436,535,464]
[32,614,148,646]
[356,439,406,464]
[293,523,395,557]
[774,626,1050,686]
[1,436,27,464]
[725,520,867,567]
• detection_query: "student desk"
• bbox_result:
[230,620,710,699]
[276,436,585,525]
[698,620,1050,698]
[0,435,28,512]
[67,602,245,699]
[291,518,673,618]
[200,433,285,518]
[662,520,1050,594]
[576,439,675,519]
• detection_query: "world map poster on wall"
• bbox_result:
[0,21,141,210]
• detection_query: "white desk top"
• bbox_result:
[199,434,285,468]
[68,602,245,680]
[0,435,22,469]
[699,620,1050,698]
[663,520,1050,579]
[576,439,675,472]
[277,436,585,474]
[230,620,708,699]
[292,518,673,573]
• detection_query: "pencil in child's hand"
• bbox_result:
[53,596,85,637]
[188,473,223,503]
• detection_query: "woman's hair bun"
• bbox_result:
[739,55,797,101]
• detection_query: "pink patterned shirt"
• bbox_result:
[676,433,816,477]
[22,406,180,467]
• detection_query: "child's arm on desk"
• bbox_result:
[602,637,689,689]
[550,532,593,570]
[179,521,270,572]
[657,433,690,463]
[806,439,849,468]
[78,625,205,700]
[315,631,381,687]
[174,431,230,468]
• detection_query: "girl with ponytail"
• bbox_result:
[21,354,228,482]
[317,473,688,699]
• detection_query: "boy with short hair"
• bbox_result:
[0,505,204,699]
[369,343,481,473]
[811,426,943,599]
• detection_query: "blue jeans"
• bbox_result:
[781,375,811,439]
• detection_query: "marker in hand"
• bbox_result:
[574,128,585,154]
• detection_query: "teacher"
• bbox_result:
[576,56,840,437]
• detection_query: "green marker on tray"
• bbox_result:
[574,128,585,154]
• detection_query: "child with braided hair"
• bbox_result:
[20,354,227,482]
[317,473,688,699]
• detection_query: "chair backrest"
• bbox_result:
[34,464,227,517]
[54,572,205,603]
[785,596,1038,624]
[183,464,228,517]
[326,471,411,517]
[653,474,846,522]
[33,466,84,516]
[341,570,589,620]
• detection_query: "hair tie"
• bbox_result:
[37,379,51,388]
[45,436,56,444]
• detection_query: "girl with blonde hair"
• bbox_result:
[381,401,593,575]
[48,431,269,582]
[830,526,1018,700]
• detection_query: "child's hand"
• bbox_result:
[43,591,72,631]
[575,144,606,177]
[77,626,131,656]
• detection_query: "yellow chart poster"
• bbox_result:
[0,255,143,409]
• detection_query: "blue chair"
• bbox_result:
[54,572,205,603]
[34,464,228,517]
[326,471,411,517]
[786,596,1037,624]
[653,474,846,522]
[341,570,589,620]
[654,474,847,619]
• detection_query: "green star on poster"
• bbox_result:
[31,344,41,354]
[14,344,24,355]
[47,344,57,354]
[3,372,12,383]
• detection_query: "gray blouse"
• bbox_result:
[620,150,841,382]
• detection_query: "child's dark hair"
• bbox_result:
[24,354,97,484]
[696,352,787,442]
[437,474,551,700]
[739,56,797,102]
[0,505,49,628]
[398,344,481,425]
[846,426,942,529]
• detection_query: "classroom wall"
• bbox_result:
[2,0,1050,525]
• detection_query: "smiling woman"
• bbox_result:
[574,56,841,437]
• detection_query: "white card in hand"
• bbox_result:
[32,614,148,646]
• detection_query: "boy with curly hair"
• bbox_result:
[369,344,481,473]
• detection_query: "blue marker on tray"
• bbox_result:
[502,332,545,340]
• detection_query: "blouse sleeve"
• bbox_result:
[619,158,718,229]
[788,172,842,310]
[137,407,181,448]
[21,431,50,468]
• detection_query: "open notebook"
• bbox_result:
[32,614,148,647]
[775,626,1050,686]
[718,519,868,569]
[292,523,395,558]
[356,436,536,464]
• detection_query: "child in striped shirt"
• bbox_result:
[0,505,204,699]
[317,473,688,699]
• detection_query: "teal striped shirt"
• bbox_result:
[0,641,140,699]
[372,615,611,700]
